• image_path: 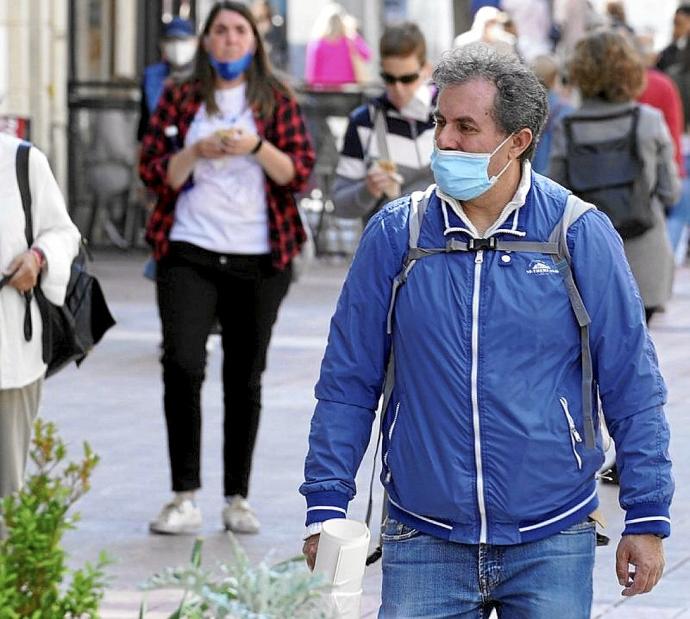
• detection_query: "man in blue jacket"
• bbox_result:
[301,43,673,616]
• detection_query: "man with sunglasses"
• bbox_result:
[331,22,436,221]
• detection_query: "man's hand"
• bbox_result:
[616,534,665,596]
[365,164,401,200]
[4,250,41,293]
[302,533,320,571]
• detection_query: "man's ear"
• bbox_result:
[510,128,533,159]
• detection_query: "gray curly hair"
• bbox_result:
[433,44,548,161]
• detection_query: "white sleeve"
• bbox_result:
[29,148,81,305]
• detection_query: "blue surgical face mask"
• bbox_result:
[208,51,253,81]
[430,133,514,201]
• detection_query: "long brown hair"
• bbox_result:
[195,1,290,118]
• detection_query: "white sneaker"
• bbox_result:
[222,496,260,534]
[149,499,202,534]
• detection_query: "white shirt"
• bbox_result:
[170,83,270,254]
[0,135,80,389]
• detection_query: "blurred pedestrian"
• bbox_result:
[302,43,673,614]
[454,6,518,56]
[304,2,371,87]
[137,17,197,141]
[0,136,80,501]
[531,54,573,174]
[657,4,690,72]
[552,0,605,59]
[502,0,552,61]
[250,0,288,71]
[549,29,680,324]
[657,5,690,133]
[331,22,436,221]
[139,1,315,535]
[638,33,690,265]
[605,1,634,36]
[637,35,685,181]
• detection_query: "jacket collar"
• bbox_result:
[437,159,532,238]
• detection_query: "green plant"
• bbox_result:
[0,419,109,618]
[141,535,332,619]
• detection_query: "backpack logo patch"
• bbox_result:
[526,259,559,276]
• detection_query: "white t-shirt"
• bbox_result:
[170,82,270,254]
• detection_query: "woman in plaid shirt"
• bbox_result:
[139,0,315,536]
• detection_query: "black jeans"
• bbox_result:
[156,242,291,497]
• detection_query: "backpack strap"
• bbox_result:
[549,196,597,448]
[385,186,435,333]
[16,142,34,342]
[17,142,33,245]
[366,187,433,564]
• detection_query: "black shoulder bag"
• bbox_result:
[16,142,116,377]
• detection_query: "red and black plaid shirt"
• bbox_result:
[139,80,315,270]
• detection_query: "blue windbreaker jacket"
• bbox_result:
[301,173,673,545]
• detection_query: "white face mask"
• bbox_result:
[164,40,197,68]
[399,84,430,121]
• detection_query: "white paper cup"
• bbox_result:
[314,519,371,617]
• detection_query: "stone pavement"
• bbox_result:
[36,252,690,618]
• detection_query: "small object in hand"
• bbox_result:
[378,159,404,185]
[378,159,396,174]
[216,127,239,143]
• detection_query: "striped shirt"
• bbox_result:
[332,85,437,220]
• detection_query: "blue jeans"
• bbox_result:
[380,517,595,618]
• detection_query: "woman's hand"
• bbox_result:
[194,134,229,159]
[217,127,262,157]
[4,251,41,292]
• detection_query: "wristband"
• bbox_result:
[250,137,264,155]
[30,247,45,268]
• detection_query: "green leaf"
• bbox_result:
[190,537,203,568]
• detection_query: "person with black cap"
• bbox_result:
[137,17,198,141]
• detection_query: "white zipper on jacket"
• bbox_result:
[384,402,401,483]
[471,250,488,543]
[559,397,583,470]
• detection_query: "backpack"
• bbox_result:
[16,142,116,377]
[563,107,654,240]
[365,186,597,564]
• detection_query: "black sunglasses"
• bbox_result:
[380,71,420,85]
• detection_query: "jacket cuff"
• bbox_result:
[303,522,324,539]
[623,503,671,538]
[305,490,349,526]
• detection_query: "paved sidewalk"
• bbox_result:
[36,253,690,618]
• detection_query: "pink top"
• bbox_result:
[305,35,371,86]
